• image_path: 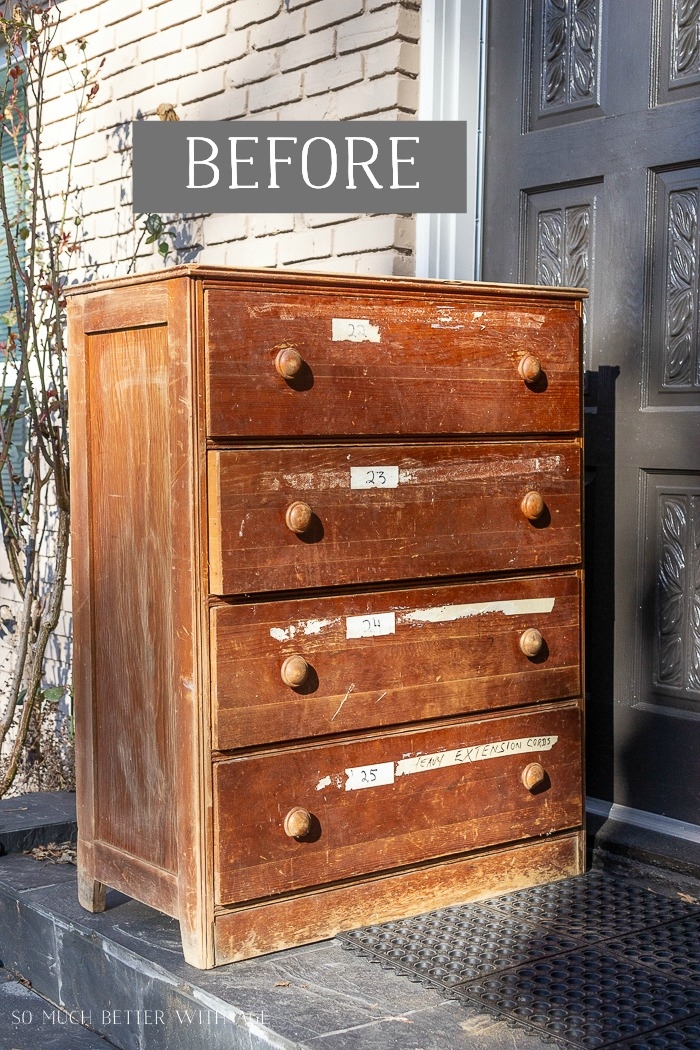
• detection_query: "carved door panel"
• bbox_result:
[483,0,700,823]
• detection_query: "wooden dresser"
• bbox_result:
[66,266,585,969]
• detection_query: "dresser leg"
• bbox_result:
[77,872,107,913]
[178,916,215,970]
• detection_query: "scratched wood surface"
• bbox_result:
[205,287,582,438]
[213,700,582,905]
[211,572,582,748]
[86,324,179,873]
[208,441,582,594]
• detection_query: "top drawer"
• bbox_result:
[205,288,582,438]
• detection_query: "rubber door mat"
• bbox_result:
[337,871,700,1048]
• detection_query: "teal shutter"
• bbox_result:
[0,121,18,318]
[0,61,25,506]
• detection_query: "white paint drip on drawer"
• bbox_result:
[506,311,547,329]
[395,736,558,777]
[350,466,400,489]
[346,611,396,639]
[331,318,381,342]
[271,598,554,643]
[397,454,564,486]
[262,454,566,493]
[430,310,464,330]
[317,735,559,791]
[399,597,556,625]
[269,616,340,642]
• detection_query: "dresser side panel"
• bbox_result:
[85,321,178,873]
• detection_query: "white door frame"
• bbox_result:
[415,0,488,281]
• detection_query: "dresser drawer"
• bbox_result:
[205,288,581,438]
[213,702,582,905]
[208,441,581,594]
[211,573,581,749]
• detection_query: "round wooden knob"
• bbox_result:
[275,347,303,379]
[520,760,545,789]
[521,762,546,791]
[521,490,545,521]
[519,628,544,657]
[284,806,312,838]
[281,655,310,688]
[285,500,313,534]
[518,354,542,383]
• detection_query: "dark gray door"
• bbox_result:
[482,0,700,823]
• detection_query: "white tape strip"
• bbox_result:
[346,612,396,639]
[396,736,559,777]
[350,466,400,489]
[345,762,395,791]
[400,597,556,625]
[317,735,560,793]
[331,318,381,342]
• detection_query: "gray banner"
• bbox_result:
[132,120,467,214]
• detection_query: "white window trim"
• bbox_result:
[415,0,488,281]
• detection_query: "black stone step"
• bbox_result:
[0,848,531,1050]
[0,966,117,1049]
[0,792,77,855]
[3,793,699,1050]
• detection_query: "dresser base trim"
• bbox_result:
[85,841,180,920]
[208,830,584,967]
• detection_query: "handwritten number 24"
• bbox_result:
[362,616,384,632]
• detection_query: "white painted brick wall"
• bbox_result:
[42,0,421,281]
[279,26,334,71]
[115,10,157,48]
[304,52,364,96]
[250,7,306,48]
[306,0,365,34]
[10,0,422,704]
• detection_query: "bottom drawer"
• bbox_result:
[213,701,582,905]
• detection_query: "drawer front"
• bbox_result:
[213,702,583,905]
[211,573,582,749]
[208,442,581,594]
[205,288,581,438]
